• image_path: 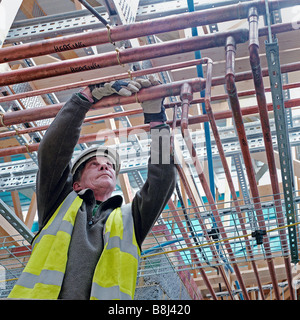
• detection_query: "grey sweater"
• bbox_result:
[36,93,176,299]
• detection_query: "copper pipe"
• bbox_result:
[0,29,249,87]
[0,108,142,139]
[1,0,299,63]
[209,61,300,91]
[154,218,203,300]
[201,60,253,299]
[2,80,300,141]
[0,59,207,104]
[225,34,281,299]
[182,71,255,299]
[167,199,216,300]
[180,82,236,300]
[1,18,299,87]
[2,59,300,129]
[1,91,300,146]
[1,96,300,158]
[0,77,205,127]
[203,58,262,300]
[248,7,294,300]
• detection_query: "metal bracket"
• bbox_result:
[265,38,299,264]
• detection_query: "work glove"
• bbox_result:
[138,75,167,124]
[89,79,142,103]
[89,75,166,123]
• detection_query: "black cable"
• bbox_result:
[78,0,109,27]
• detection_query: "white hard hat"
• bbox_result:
[71,145,120,176]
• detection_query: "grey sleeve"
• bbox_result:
[131,124,176,247]
[36,93,92,229]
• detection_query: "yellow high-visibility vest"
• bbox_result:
[8,191,140,300]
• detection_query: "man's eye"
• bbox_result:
[107,162,112,167]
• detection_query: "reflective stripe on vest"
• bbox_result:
[8,191,81,299]
[8,193,140,300]
[90,204,141,300]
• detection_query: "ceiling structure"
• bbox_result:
[1,0,300,300]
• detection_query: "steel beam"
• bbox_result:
[266,39,299,265]
[0,199,34,243]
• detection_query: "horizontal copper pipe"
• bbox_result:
[0,78,205,127]
[0,59,208,103]
[1,19,298,87]
[1,96,300,158]
[2,60,300,128]
[0,29,249,86]
[1,0,298,63]
[2,80,300,140]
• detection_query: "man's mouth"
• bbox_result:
[98,173,111,178]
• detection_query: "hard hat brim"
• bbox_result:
[71,146,120,176]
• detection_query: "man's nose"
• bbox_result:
[99,163,108,170]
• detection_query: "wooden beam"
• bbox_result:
[11,190,24,222]
[20,0,46,19]
[0,215,24,246]
[71,0,100,7]
[25,192,37,229]
[252,149,300,180]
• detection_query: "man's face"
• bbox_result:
[73,156,117,195]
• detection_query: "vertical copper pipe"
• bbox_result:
[248,7,295,300]
[153,216,203,300]
[225,35,281,299]
[171,103,217,299]
[203,58,265,300]
[202,61,251,300]
[180,82,237,300]
[167,199,217,300]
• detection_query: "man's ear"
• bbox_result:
[73,181,82,192]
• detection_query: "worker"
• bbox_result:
[8,77,176,300]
